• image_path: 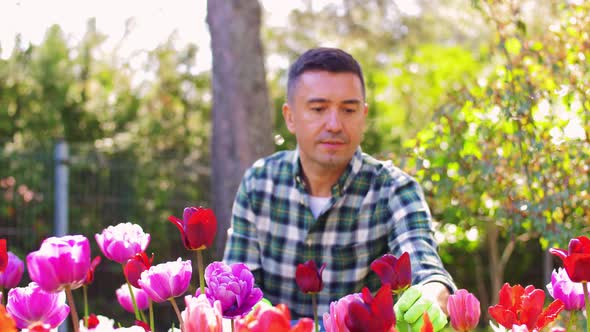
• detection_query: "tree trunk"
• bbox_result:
[206,0,274,259]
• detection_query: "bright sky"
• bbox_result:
[0,0,310,72]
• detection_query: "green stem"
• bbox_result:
[231,318,235,332]
[196,249,205,295]
[83,285,88,327]
[1,286,4,305]
[170,298,184,331]
[567,310,576,331]
[584,281,590,332]
[65,285,80,332]
[122,265,141,321]
[149,300,155,332]
[312,294,318,332]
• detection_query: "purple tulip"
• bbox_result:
[116,284,149,313]
[26,235,91,292]
[0,252,24,289]
[546,268,588,311]
[95,222,151,264]
[138,258,192,303]
[204,261,263,319]
[6,282,70,329]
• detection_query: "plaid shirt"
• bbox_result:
[223,148,456,318]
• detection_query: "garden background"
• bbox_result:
[1,0,588,330]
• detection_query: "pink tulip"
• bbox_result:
[182,294,223,332]
[26,235,91,292]
[323,293,363,332]
[448,289,480,332]
[138,258,192,302]
[0,252,24,289]
[6,282,70,329]
[95,223,151,264]
[116,284,149,313]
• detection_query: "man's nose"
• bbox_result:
[325,109,343,132]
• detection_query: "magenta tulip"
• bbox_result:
[116,284,149,313]
[448,289,480,332]
[204,261,263,318]
[546,268,588,311]
[26,235,91,292]
[182,293,223,332]
[0,252,24,289]
[95,223,151,264]
[6,282,70,329]
[323,293,363,332]
[138,258,192,303]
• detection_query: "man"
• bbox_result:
[224,47,455,329]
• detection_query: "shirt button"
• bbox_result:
[306,239,312,246]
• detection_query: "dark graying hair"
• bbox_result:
[287,47,365,103]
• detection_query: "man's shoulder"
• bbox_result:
[359,153,416,187]
[244,150,295,179]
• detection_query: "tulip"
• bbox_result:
[117,284,150,313]
[235,302,314,332]
[550,236,590,283]
[138,258,192,303]
[6,282,70,329]
[421,312,433,332]
[113,327,146,332]
[345,284,396,332]
[139,258,192,329]
[295,260,326,294]
[84,256,102,286]
[546,268,587,311]
[124,252,154,289]
[0,303,17,332]
[204,261,263,319]
[95,223,151,264]
[169,207,217,250]
[169,207,217,296]
[181,293,223,332]
[0,239,7,272]
[488,283,564,331]
[24,323,53,332]
[323,293,362,332]
[27,235,91,292]
[0,252,24,290]
[79,314,117,332]
[370,252,412,294]
[447,289,480,332]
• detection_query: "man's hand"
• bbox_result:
[394,285,448,332]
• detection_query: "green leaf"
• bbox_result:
[505,37,522,56]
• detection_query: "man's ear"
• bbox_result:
[282,103,296,134]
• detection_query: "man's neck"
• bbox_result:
[300,161,347,197]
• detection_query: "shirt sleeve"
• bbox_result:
[387,178,457,293]
[222,172,261,275]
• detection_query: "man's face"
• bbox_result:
[282,70,368,172]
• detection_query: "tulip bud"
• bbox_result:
[295,260,326,294]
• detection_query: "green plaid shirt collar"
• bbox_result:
[291,147,363,198]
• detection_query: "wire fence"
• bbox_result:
[1,140,212,328]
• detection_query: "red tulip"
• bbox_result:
[124,252,154,289]
[345,284,396,332]
[84,256,102,285]
[295,260,326,294]
[488,283,564,330]
[134,319,151,331]
[86,314,99,328]
[370,252,412,294]
[550,236,590,282]
[0,239,7,272]
[421,312,433,332]
[235,303,314,332]
[169,207,217,250]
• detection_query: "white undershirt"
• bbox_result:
[309,196,331,219]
